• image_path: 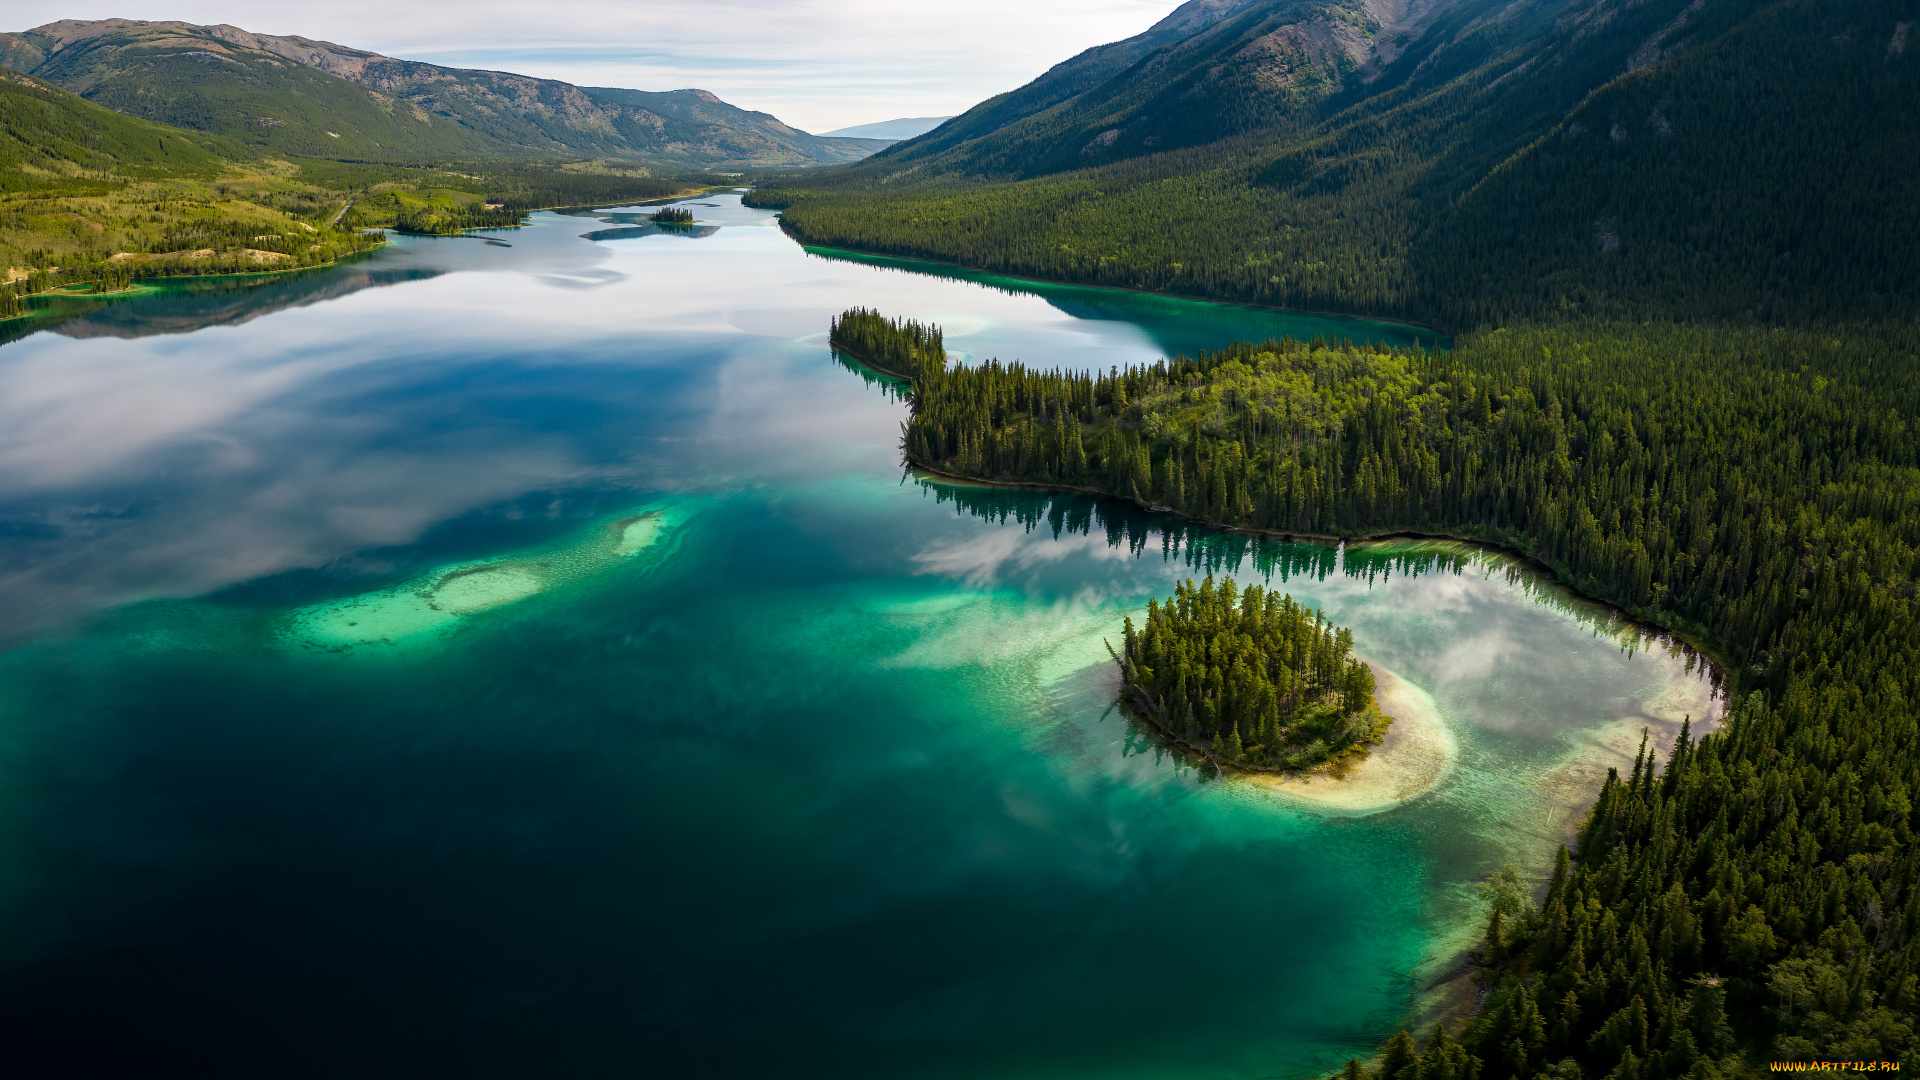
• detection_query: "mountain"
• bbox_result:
[0,68,719,312]
[578,86,889,167]
[0,19,888,168]
[752,0,1920,328]
[818,116,955,140]
[0,67,235,189]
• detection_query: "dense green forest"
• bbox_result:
[1117,575,1384,769]
[854,312,1919,1070]
[828,308,947,379]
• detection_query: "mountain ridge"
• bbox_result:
[0,18,887,169]
[752,0,1919,329]
[818,116,956,140]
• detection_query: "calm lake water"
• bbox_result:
[0,194,1713,1078]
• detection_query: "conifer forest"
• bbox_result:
[1117,575,1385,770]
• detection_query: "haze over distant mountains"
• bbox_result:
[0,18,889,169]
[818,117,956,141]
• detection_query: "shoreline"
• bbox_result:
[777,227,1453,344]
[907,462,1727,1040]
[908,463,1735,680]
[1407,679,1723,1034]
[829,343,918,382]
[400,188,728,237]
[1239,665,1457,814]
[1,184,729,320]
[0,240,391,322]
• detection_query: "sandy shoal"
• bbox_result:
[1241,664,1457,815]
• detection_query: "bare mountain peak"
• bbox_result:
[1145,0,1275,38]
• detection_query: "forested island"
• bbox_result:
[836,307,1920,1073]
[1117,575,1386,771]
[650,207,696,225]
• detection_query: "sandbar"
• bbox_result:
[285,506,677,652]
[1241,664,1457,815]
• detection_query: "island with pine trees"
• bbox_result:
[1117,575,1390,772]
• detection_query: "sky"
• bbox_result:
[0,0,1189,133]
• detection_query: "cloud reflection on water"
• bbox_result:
[0,193,1448,642]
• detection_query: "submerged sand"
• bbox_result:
[1407,660,1723,1033]
[1241,664,1458,815]
[1529,668,1725,847]
[285,507,678,653]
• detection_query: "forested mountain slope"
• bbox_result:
[753,0,1918,329]
[0,68,234,184]
[853,0,1468,178]
[0,19,885,168]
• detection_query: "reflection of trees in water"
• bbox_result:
[571,208,722,244]
[2,256,434,348]
[832,350,910,402]
[801,247,1444,359]
[580,224,722,243]
[918,477,1719,687]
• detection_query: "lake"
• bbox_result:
[0,193,1714,1078]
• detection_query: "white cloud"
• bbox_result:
[3,0,1187,132]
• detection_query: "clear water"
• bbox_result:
[0,194,1712,1078]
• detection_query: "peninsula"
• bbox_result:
[828,307,946,380]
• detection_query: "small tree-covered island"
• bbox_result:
[1118,575,1388,771]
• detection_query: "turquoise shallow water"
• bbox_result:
[0,195,1711,1078]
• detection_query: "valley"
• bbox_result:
[0,0,1913,1075]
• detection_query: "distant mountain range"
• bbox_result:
[0,19,889,169]
[818,116,955,141]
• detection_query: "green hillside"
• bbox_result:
[0,68,233,184]
[579,87,889,168]
[0,72,383,310]
[753,0,1919,329]
[0,72,724,312]
[0,19,887,169]
[5,21,484,159]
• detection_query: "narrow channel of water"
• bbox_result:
[0,194,1711,1078]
